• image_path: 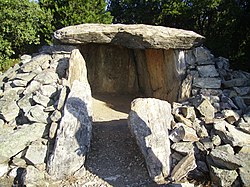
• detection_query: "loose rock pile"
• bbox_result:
[0,45,81,186]
[129,46,250,186]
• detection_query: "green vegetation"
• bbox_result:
[0,0,112,72]
[0,0,249,72]
[108,0,250,71]
[0,0,53,71]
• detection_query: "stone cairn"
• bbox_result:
[0,24,249,186]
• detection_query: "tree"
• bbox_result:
[0,0,53,71]
[107,0,250,71]
[39,0,113,30]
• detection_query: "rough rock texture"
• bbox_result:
[47,48,92,180]
[54,24,204,50]
[68,49,88,87]
[128,98,173,184]
[47,80,92,180]
[0,123,46,158]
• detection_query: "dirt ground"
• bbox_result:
[83,93,157,186]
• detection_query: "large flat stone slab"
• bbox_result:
[54,24,204,50]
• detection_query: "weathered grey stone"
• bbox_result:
[193,47,213,63]
[214,120,250,146]
[209,147,242,170]
[180,106,196,121]
[169,123,199,142]
[34,70,59,85]
[171,142,194,155]
[194,96,215,122]
[23,80,42,95]
[233,96,247,110]
[197,65,219,77]
[33,92,50,107]
[17,93,33,114]
[215,56,230,70]
[192,119,208,138]
[49,122,58,139]
[0,101,19,122]
[25,140,47,165]
[12,79,28,87]
[179,74,192,101]
[239,167,250,187]
[221,94,239,110]
[15,72,36,82]
[26,165,45,185]
[223,78,250,88]
[0,123,46,158]
[12,157,26,167]
[200,137,214,150]
[0,156,9,177]
[56,86,69,111]
[20,54,32,64]
[193,77,221,89]
[68,49,88,87]
[170,153,196,182]
[236,146,250,186]
[50,56,69,79]
[27,105,49,123]
[22,54,52,72]
[243,111,250,123]
[128,98,173,183]
[234,87,250,96]
[237,118,250,134]
[222,109,240,124]
[0,119,4,128]
[50,110,61,122]
[211,135,222,146]
[173,113,193,127]
[209,165,238,187]
[54,24,204,50]
[40,85,57,98]
[47,80,92,180]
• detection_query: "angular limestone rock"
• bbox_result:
[0,101,19,122]
[170,153,197,182]
[34,70,59,85]
[169,123,199,142]
[25,140,47,165]
[214,120,250,146]
[197,65,219,78]
[128,98,173,183]
[47,80,92,180]
[194,96,215,122]
[193,77,221,89]
[209,147,242,170]
[209,165,238,187]
[0,123,46,158]
[54,24,204,50]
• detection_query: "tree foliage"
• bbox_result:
[0,0,112,72]
[39,0,113,30]
[0,0,53,71]
[108,0,250,71]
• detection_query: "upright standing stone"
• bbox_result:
[68,49,88,87]
[128,98,173,184]
[47,80,92,180]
